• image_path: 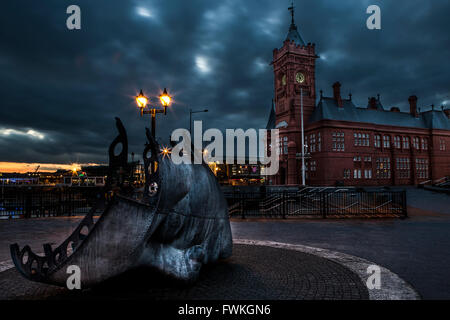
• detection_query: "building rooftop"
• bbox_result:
[285,23,306,46]
[309,96,450,130]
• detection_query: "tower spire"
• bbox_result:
[285,1,305,46]
[288,1,295,26]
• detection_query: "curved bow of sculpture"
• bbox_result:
[10,118,232,287]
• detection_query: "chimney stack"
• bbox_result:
[408,95,418,117]
[368,97,377,109]
[332,82,343,107]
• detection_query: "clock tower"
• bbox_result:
[271,3,318,185]
[272,4,318,128]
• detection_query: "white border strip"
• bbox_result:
[1,242,419,300]
[234,239,420,300]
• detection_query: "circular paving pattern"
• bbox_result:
[0,244,369,300]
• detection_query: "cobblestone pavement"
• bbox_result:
[0,244,369,300]
[0,187,448,299]
[232,188,450,300]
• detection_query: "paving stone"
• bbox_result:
[0,244,369,300]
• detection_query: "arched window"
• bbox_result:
[421,138,428,150]
[413,137,420,150]
[402,136,410,149]
[394,136,401,148]
[374,135,381,148]
[383,135,390,148]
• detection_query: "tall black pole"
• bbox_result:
[151,112,156,138]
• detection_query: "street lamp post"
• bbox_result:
[189,108,209,136]
[301,87,305,186]
[136,88,172,138]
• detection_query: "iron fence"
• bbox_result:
[0,186,103,219]
[0,186,407,219]
[225,189,407,218]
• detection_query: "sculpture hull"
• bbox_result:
[45,197,157,287]
[10,119,232,288]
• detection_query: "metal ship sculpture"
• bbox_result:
[10,118,232,287]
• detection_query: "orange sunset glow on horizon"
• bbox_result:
[0,162,104,173]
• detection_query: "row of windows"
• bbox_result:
[333,132,434,152]
[305,160,317,179]
[352,169,372,179]
[416,158,429,179]
[332,132,345,152]
[395,158,429,179]
[278,132,323,155]
[374,135,391,148]
[304,132,442,153]
[348,158,429,180]
[278,136,288,155]
[354,133,370,147]
[343,169,431,180]
[344,169,373,179]
[305,160,317,171]
[342,157,429,180]
[353,156,372,162]
[376,169,391,179]
[396,158,410,170]
[278,133,444,158]
[353,133,429,150]
[308,133,321,153]
[375,134,429,150]
[375,158,391,179]
[396,158,411,179]
[376,157,390,170]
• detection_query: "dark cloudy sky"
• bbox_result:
[0,0,449,166]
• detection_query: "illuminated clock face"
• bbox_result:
[281,74,286,86]
[296,72,305,84]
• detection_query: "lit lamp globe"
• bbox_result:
[136,90,148,116]
[159,88,172,114]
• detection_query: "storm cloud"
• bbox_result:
[0,0,449,165]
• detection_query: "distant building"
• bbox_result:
[0,162,144,187]
[266,7,450,186]
[208,161,265,186]
[0,173,39,185]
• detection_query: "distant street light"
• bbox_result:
[189,109,208,135]
[135,88,172,137]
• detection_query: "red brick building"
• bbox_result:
[266,10,450,186]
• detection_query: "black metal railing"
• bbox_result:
[1,185,407,219]
[0,186,103,219]
[225,189,407,219]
